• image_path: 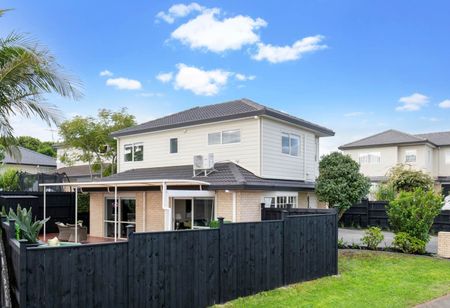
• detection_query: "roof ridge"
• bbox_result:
[226,162,247,184]
[340,129,397,147]
[415,130,450,136]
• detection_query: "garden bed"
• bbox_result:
[221,250,450,308]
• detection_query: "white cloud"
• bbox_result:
[173,63,231,96]
[420,116,440,122]
[438,99,450,109]
[396,93,429,111]
[106,77,142,90]
[235,73,256,81]
[156,3,205,24]
[156,72,174,83]
[99,70,113,77]
[171,8,267,53]
[252,35,327,63]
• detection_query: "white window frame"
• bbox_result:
[208,130,241,145]
[281,133,300,157]
[124,142,144,162]
[405,150,417,163]
[262,192,298,208]
[359,152,381,164]
[104,197,136,239]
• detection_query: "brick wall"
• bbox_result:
[215,190,233,221]
[237,191,263,222]
[89,192,104,237]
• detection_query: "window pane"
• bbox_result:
[133,144,143,161]
[222,130,240,144]
[170,138,178,153]
[282,134,290,154]
[290,135,300,156]
[121,199,136,222]
[124,144,133,162]
[446,151,450,164]
[193,199,214,228]
[405,150,416,163]
[208,132,221,145]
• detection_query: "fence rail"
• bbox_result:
[340,199,450,232]
[1,211,338,308]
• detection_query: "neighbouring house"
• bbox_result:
[55,145,110,182]
[48,99,334,239]
[0,146,56,174]
[339,129,450,197]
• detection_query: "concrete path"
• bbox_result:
[338,228,438,254]
[415,294,450,308]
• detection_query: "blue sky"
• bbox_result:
[2,0,450,153]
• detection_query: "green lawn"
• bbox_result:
[222,250,450,308]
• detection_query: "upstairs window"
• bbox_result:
[170,138,178,154]
[208,130,241,145]
[359,152,381,164]
[282,133,300,156]
[405,150,416,163]
[124,143,144,162]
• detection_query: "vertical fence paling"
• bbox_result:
[1,212,337,308]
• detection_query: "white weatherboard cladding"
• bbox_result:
[261,117,318,181]
[117,117,260,174]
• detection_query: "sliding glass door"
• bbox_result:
[173,198,214,230]
[104,198,136,238]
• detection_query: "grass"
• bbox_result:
[221,250,450,308]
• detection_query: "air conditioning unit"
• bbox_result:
[193,153,215,176]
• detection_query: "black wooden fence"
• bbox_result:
[340,199,450,232]
[0,192,76,234]
[1,211,338,308]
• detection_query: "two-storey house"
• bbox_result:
[339,129,450,197]
[79,99,333,239]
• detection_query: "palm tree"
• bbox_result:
[0,9,82,154]
[0,9,82,306]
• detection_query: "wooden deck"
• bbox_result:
[39,233,125,244]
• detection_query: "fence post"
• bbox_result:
[126,224,135,238]
[18,239,28,307]
[8,219,15,240]
[280,210,288,221]
[218,217,224,227]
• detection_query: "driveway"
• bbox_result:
[338,228,438,254]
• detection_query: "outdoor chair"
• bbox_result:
[55,221,88,242]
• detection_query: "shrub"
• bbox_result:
[393,232,426,254]
[0,168,20,191]
[387,188,442,242]
[7,205,50,243]
[316,152,371,218]
[361,227,384,250]
[77,193,90,213]
[386,165,434,193]
[375,183,396,202]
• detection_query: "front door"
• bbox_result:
[104,198,136,238]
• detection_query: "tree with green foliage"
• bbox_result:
[0,9,81,159]
[15,136,56,157]
[58,108,135,178]
[374,164,434,201]
[387,188,442,243]
[0,168,19,191]
[316,152,371,219]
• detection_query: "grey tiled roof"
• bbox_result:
[56,164,105,177]
[339,129,428,149]
[100,162,315,191]
[111,99,334,137]
[2,146,56,167]
[415,131,450,146]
